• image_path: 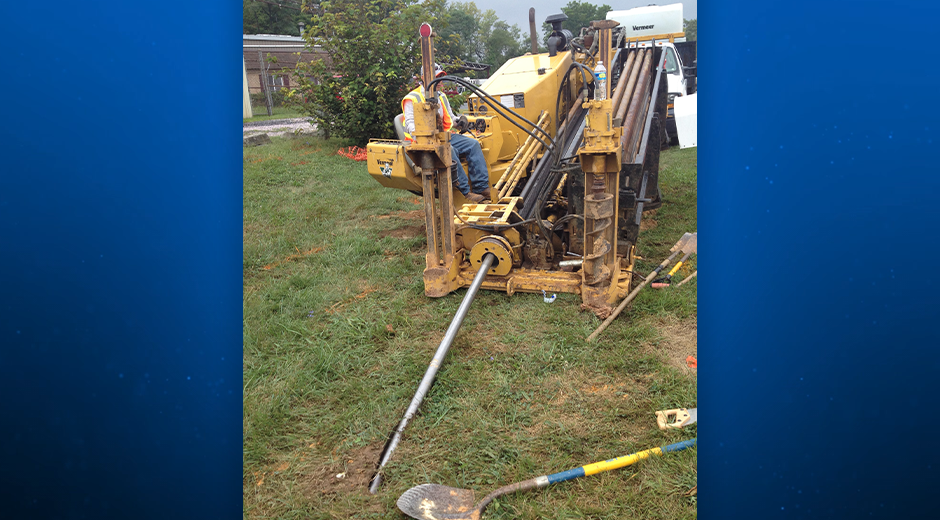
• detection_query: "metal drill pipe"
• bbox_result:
[616,49,648,123]
[625,66,653,158]
[626,83,652,158]
[369,252,496,494]
[518,99,584,210]
[494,133,532,191]
[556,91,586,150]
[621,50,653,155]
[501,120,549,199]
[495,112,548,193]
[499,135,540,197]
[614,50,641,122]
[609,50,636,118]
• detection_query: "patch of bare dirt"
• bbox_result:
[377,210,426,239]
[541,370,635,407]
[640,209,658,231]
[653,317,697,375]
[378,209,424,221]
[524,370,643,438]
[380,224,426,239]
[301,443,383,497]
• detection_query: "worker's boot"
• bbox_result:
[465,192,486,204]
[475,187,492,202]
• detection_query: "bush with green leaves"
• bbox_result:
[290,0,452,145]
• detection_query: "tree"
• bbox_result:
[290,0,450,144]
[542,1,612,42]
[683,18,696,41]
[436,2,481,64]
[436,2,526,74]
[477,10,526,72]
[243,0,307,35]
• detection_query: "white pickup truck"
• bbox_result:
[606,3,696,146]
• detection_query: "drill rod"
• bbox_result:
[369,252,496,493]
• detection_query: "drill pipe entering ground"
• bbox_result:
[369,252,497,493]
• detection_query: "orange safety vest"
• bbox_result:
[401,87,453,142]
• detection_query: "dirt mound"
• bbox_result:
[381,224,426,239]
[377,210,426,239]
[302,443,382,496]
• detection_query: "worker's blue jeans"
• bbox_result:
[450,134,489,195]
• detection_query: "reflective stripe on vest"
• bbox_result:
[401,88,452,142]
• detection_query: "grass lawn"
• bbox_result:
[243,137,698,519]
[245,106,306,123]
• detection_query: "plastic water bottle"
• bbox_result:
[594,61,607,100]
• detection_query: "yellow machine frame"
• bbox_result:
[366,20,666,317]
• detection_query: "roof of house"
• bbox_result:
[243,34,326,72]
[244,34,305,43]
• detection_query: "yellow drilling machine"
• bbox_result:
[366,13,672,492]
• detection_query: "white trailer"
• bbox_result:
[606,3,696,147]
[606,3,685,43]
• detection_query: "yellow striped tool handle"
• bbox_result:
[540,439,696,486]
[666,251,694,277]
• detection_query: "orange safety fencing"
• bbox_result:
[337,146,368,161]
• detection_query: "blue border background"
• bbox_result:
[2,0,939,518]
[701,0,940,518]
[1,1,242,518]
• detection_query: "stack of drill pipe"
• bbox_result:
[494,111,547,193]
[555,91,586,152]
[496,112,549,200]
[518,92,585,215]
[615,49,648,126]
[609,50,637,121]
[621,49,653,158]
[624,76,652,158]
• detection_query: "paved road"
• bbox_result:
[243,118,317,137]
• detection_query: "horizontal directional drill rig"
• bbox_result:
[366,15,669,492]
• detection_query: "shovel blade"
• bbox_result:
[670,232,694,253]
[397,484,479,520]
[680,232,697,254]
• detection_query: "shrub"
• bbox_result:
[290,0,451,145]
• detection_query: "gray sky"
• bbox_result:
[466,1,697,33]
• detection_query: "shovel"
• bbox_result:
[651,249,695,289]
[397,439,696,520]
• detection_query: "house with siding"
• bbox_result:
[243,34,327,99]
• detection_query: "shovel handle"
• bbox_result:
[666,251,693,277]
[458,439,697,518]
[542,439,697,485]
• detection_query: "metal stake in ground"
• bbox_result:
[397,439,697,520]
[676,270,697,287]
[369,253,496,494]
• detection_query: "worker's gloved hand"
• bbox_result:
[453,114,470,134]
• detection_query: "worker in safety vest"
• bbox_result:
[402,63,491,203]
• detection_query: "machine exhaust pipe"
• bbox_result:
[369,253,497,493]
[529,8,538,53]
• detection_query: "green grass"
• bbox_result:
[243,138,697,519]
[245,106,305,123]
